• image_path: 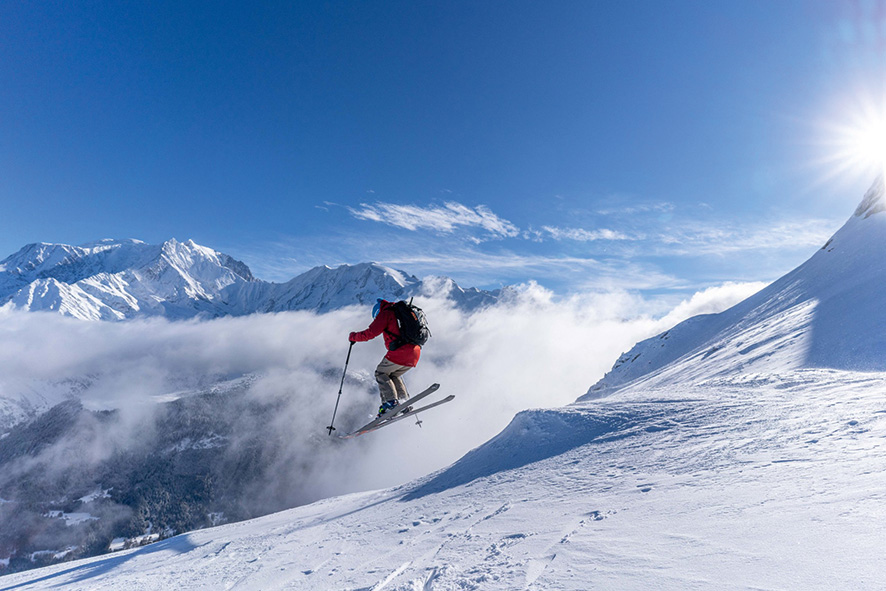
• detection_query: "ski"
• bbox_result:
[346,383,440,433]
[338,394,455,439]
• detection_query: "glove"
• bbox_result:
[348,332,357,343]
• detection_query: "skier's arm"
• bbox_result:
[349,312,387,342]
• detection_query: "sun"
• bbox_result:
[846,111,886,177]
[823,97,886,182]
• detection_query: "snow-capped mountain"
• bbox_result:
[0,238,501,320]
[583,174,886,397]
[223,261,501,314]
[4,180,886,589]
[0,239,255,320]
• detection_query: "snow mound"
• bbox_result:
[403,408,638,500]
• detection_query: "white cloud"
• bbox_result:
[596,201,676,216]
[383,249,683,291]
[348,201,520,239]
[0,281,755,501]
[650,219,839,256]
[542,226,634,242]
[656,281,769,329]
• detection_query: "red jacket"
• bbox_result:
[349,300,422,367]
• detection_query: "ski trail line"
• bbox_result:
[371,561,411,591]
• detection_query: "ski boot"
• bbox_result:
[377,400,399,418]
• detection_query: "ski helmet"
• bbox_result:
[372,298,383,318]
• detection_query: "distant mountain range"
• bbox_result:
[0,238,502,320]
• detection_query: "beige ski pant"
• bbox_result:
[375,358,412,403]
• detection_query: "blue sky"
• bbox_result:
[1,1,885,295]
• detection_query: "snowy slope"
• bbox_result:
[0,377,91,434]
[1,370,884,590]
[584,174,886,397]
[0,239,501,320]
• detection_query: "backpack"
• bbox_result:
[387,299,431,350]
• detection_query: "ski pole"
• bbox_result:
[327,341,355,436]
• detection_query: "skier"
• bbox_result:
[349,298,422,417]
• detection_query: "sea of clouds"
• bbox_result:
[0,281,765,510]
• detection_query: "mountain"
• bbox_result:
[3,180,886,588]
[0,239,254,320]
[223,261,501,314]
[583,174,886,398]
[0,238,502,320]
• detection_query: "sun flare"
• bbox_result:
[824,98,886,182]
[847,116,886,176]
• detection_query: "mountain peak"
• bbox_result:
[77,238,146,250]
[853,174,886,219]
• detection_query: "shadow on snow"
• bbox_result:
[0,535,200,591]
[400,406,641,501]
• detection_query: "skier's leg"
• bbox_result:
[390,372,410,401]
[375,368,397,404]
[375,358,411,404]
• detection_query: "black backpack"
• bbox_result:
[387,299,431,350]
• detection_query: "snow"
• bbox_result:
[78,489,112,504]
[44,511,100,526]
[0,376,89,434]
[107,534,162,554]
[27,548,77,563]
[107,538,126,552]
[164,435,227,453]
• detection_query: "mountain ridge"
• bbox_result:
[0,238,502,320]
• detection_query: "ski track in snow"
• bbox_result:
[2,368,886,590]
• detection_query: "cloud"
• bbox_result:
[656,281,769,328]
[542,226,634,242]
[346,199,836,258]
[596,201,676,216]
[383,249,683,291]
[648,218,839,256]
[348,201,520,239]
[0,281,754,504]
